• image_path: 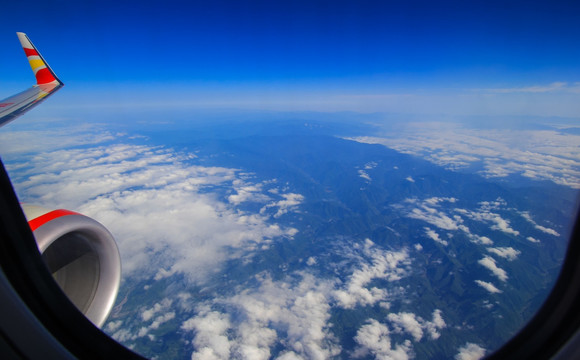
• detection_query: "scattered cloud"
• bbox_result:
[455,343,486,360]
[520,211,560,236]
[358,169,372,182]
[387,309,446,341]
[426,197,457,206]
[406,176,415,183]
[424,227,449,246]
[458,202,520,237]
[527,236,541,243]
[141,298,173,322]
[260,193,305,218]
[534,224,560,237]
[364,161,378,170]
[348,123,580,189]
[457,223,494,245]
[474,280,502,294]
[353,309,445,359]
[387,312,424,342]
[486,247,520,261]
[333,239,411,309]
[358,162,378,182]
[112,297,176,342]
[404,198,462,231]
[182,308,234,360]
[177,237,429,359]
[427,309,447,340]
[228,180,271,205]
[402,198,500,246]
[105,320,123,333]
[478,256,508,282]
[353,319,413,360]
[182,273,341,360]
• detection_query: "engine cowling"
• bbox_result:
[21,204,121,328]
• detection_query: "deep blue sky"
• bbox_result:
[1,0,579,116]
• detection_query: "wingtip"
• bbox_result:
[16,32,63,86]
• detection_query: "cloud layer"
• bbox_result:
[348,123,580,188]
[5,140,301,283]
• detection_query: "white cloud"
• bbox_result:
[364,162,378,170]
[105,320,123,333]
[486,247,520,261]
[228,181,271,205]
[179,237,421,359]
[116,298,177,340]
[358,162,378,182]
[404,198,461,231]
[459,205,520,237]
[405,176,415,183]
[455,342,486,360]
[424,197,457,206]
[527,236,541,243]
[141,298,173,322]
[261,193,305,218]
[424,227,449,246]
[490,215,520,236]
[426,309,446,340]
[149,311,175,330]
[534,224,560,236]
[352,319,413,360]
[387,310,446,342]
[182,308,233,360]
[474,280,502,294]
[458,224,494,245]
[401,198,508,246]
[387,313,424,342]
[5,141,301,284]
[520,211,560,236]
[478,256,508,282]
[182,273,340,360]
[333,239,410,309]
[112,298,176,342]
[347,124,580,189]
[111,236,427,359]
[359,169,372,182]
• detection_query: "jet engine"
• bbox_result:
[21,204,121,328]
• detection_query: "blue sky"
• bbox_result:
[1,0,580,116]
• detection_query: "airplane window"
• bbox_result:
[0,1,579,359]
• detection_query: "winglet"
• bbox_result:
[0,33,64,127]
[16,32,63,86]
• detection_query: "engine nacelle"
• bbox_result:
[21,204,121,328]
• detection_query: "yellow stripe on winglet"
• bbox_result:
[29,59,46,70]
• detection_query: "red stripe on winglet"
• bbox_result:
[23,48,39,57]
[35,68,56,84]
[28,209,79,232]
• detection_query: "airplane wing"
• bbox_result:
[0,32,64,128]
